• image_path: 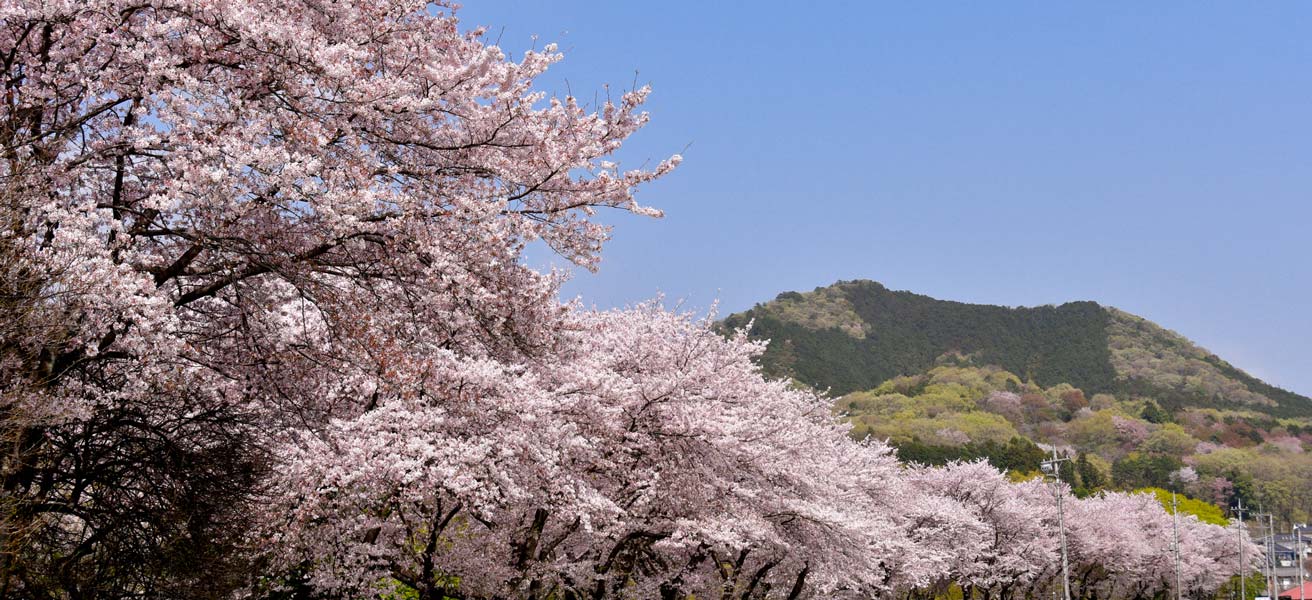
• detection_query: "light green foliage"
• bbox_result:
[378,578,420,600]
[856,411,1018,446]
[1142,423,1199,457]
[839,391,909,417]
[915,385,977,415]
[1192,447,1312,524]
[1215,573,1267,600]
[927,366,992,394]
[1089,393,1117,410]
[754,286,868,338]
[839,361,1312,524]
[841,369,987,419]
[943,411,1019,444]
[870,374,925,396]
[1065,410,1121,452]
[1008,469,1043,483]
[1279,417,1312,429]
[985,369,1023,391]
[1191,447,1272,476]
[1140,487,1228,526]
[1245,447,1307,481]
[1080,453,1113,488]
[842,366,1021,446]
[1107,308,1274,407]
[1043,382,1078,403]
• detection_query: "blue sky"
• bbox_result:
[457,2,1312,395]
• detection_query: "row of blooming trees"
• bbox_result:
[0,0,1258,598]
[909,462,1246,600]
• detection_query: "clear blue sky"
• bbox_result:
[457,2,1312,396]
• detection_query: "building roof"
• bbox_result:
[1258,537,1302,553]
[1274,534,1312,547]
[1278,582,1312,600]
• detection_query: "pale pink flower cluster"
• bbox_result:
[910,461,1252,600]
[1266,435,1304,454]
[1113,414,1151,444]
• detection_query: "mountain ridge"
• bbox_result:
[723,279,1312,417]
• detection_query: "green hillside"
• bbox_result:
[723,279,1312,417]
[724,279,1312,524]
[829,359,1312,525]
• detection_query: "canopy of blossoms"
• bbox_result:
[0,1,1259,598]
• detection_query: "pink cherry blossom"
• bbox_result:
[0,1,1256,598]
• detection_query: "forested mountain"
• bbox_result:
[722,279,1312,417]
[724,280,1312,524]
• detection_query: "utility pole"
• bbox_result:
[1239,499,1250,600]
[1257,507,1276,599]
[1173,492,1183,600]
[1270,512,1280,596]
[1296,525,1305,600]
[1272,514,1279,597]
[1042,448,1073,600]
[1261,511,1277,598]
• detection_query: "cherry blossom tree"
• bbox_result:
[908,461,1059,600]
[1,0,673,595]
[906,463,1250,600]
[1063,490,1258,600]
[0,0,1263,598]
[264,305,933,599]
